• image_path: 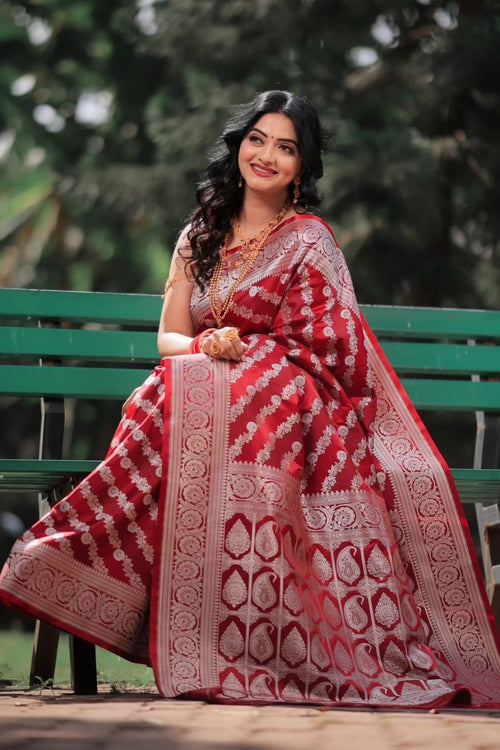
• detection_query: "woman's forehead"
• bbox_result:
[250,112,297,141]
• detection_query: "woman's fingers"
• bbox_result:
[201,327,247,360]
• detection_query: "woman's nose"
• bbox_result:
[260,142,275,163]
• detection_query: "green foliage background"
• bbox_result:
[1,0,499,307]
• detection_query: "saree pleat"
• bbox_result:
[1,215,499,707]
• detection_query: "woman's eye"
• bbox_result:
[280,144,293,153]
[249,134,262,143]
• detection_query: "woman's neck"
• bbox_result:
[238,190,290,236]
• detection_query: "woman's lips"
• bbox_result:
[250,163,277,177]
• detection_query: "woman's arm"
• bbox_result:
[157,229,196,357]
[157,229,248,361]
[122,232,194,414]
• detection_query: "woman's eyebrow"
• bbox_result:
[250,127,299,147]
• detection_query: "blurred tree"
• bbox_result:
[0,0,498,305]
[0,0,172,293]
[330,0,500,307]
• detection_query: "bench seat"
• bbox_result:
[0,460,498,502]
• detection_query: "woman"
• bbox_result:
[1,91,499,708]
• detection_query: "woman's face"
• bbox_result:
[238,112,302,203]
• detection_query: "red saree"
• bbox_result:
[1,215,499,707]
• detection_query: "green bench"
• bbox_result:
[1,287,499,693]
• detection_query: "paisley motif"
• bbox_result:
[219,618,245,662]
[335,545,362,585]
[252,569,278,612]
[374,591,401,630]
[220,668,247,698]
[354,641,381,677]
[400,593,420,631]
[302,588,322,623]
[343,594,369,633]
[279,675,305,702]
[309,678,336,702]
[408,642,436,671]
[280,624,307,668]
[254,519,280,561]
[310,546,334,584]
[221,567,248,610]
[320,592,343,631]
[381,638,408,676]
[249,670,276,699]
[366,543,392,582]
[224,515,252,559]
[310,632,332,671]
[283,576,304,616]
[332,638,355,675]
[249,620,276,663]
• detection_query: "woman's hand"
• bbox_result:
[200,327,248,361]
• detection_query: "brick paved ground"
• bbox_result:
[0,687,499,750]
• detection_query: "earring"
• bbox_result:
[238,176,243,188]
[293,177,301,206]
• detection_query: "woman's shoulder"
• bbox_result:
[282,213,337,244]
[175,223,192,251]
[293,212,333,231]
[281,213,340,256]
[282,214,352,282]
[171,224,194,269]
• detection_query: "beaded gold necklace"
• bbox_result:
[209,203,290,327]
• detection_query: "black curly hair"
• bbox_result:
[185,90,325,290]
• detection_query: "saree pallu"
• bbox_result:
[1,215,499,707]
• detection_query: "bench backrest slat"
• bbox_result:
[0,288,161,326]
[400,379,500,411]
[0,364,152,399]
[1,289,500,339]
[2,363,500,410]
[362,304,500,340]
[2,327,499,375]
[380,341,500,375]
[0,326,500,375]
[0,326,158,362]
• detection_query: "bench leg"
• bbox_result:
[29,395,66,689]
[31,358,99,694]
[69,635,98,695]
[30,619,60,687]
[484,521,500,627]
[474,410,500,629]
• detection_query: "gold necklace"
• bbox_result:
[209,203,290,327]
